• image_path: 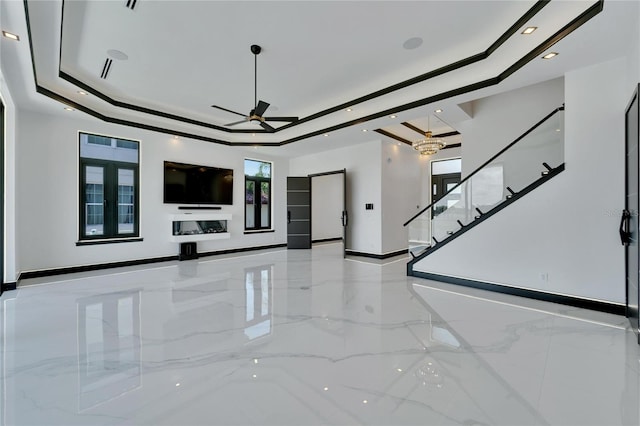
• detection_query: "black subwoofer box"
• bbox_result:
[179,242,198,261]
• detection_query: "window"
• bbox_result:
[245,159,271,231]
[79,132,140,241]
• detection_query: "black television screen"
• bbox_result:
[164,161,233,205]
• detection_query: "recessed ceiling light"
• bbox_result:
[389,114,397,119]
[2,31,19,41]
[435,109,443,113]
[323,133,329,137]
[253,359,259,364]
[64,107,75,111]
[346,108,353,112]
[362,129,367,132]
[403,37,423,50]
[323,387,329,391]
[252,374,257,378]
[522,26,537,35]
[542,52,558,60]
[77,90,88,95]
[107,49,128,61]
[363,400,368,404]
[175,383,181,387]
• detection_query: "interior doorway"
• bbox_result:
[287,170,348,258]
[310,170,347,258]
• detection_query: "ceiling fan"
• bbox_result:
[211,45,298,132]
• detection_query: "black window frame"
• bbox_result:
[244,159,272,231]
[79,133,140,242]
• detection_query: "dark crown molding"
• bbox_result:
[22,0,602,147]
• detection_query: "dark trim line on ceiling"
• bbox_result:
[276,0,552,132]
[374,128,463,149]
[277,1,602,147]
[402,122,426,135]
[442,143,462,150]
[373,129,413,146]
[411,271,626,316]
[53,0,551,136]
[24,0,602,147]
[401,122,461,138]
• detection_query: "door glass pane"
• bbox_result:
[432,158,462,175]
[85,166,104,236]
[244,159,271,178]
[118,169,135,234]
[261,181,270,228]
[246,180,256,228]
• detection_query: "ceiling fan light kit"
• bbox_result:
[211,44,298,132]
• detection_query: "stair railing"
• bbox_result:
[405,106,565,258]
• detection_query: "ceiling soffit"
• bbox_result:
[22,0,603,147]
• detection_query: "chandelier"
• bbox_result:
[412,117,446,155]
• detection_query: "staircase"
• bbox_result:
[405,106,565,276]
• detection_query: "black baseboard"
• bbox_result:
[17,243,287,283]
[346,249,408,260]
[2,281,17,292]
[199,243,287,258]
[19,255,179,281]
[312,237,343,244]
[410,270,625,316]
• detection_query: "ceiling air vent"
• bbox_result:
[100,58,113,79]
[125,0,138,10]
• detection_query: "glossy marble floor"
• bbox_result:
[1,243,639,425]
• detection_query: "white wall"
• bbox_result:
[0,69,18,282]
[15,109,288,273]
[311,173,343,241]
[414,58,627,304]
[290,140,383,254]
[457,78,564,177]
[381,140,422,254]
[626,0,640,93]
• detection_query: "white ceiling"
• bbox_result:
[1,0,637,157]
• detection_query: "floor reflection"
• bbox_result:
[0,244,638,425]
[77,290,141,411]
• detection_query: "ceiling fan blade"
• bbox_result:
[211,105,247,118]
[225,119,248,126]
[263,116,299,122]
[254,100,270,117]
[259,121,276,132]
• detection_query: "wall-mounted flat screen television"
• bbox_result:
[164,161,233,205]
